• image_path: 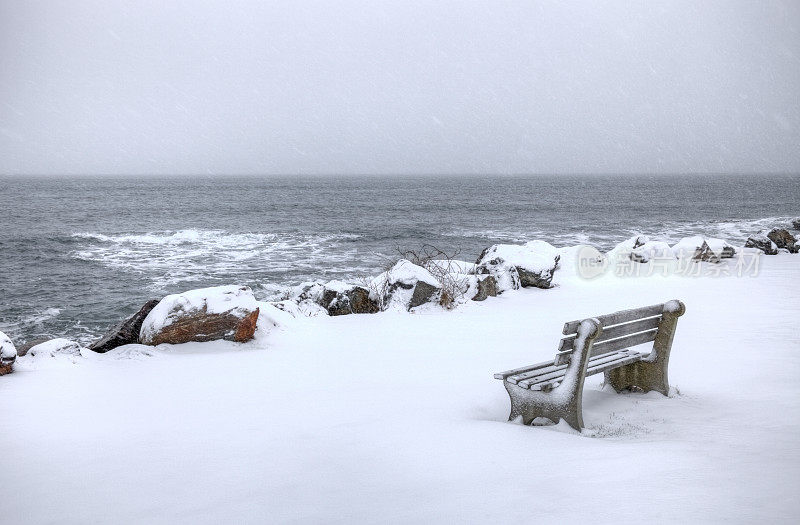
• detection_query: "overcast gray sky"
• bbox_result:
[1,0,798,175]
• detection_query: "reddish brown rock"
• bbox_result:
[145,307,260,346]
[139,285,262,346]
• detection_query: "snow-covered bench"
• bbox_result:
[494,300,686,432]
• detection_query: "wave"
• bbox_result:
[70,229,374,292]
[446,216,797,250]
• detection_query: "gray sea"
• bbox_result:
[1,174,798,346]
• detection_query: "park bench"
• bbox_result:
[494,300,686,432]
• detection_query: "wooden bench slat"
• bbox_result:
[555,327,658,366]
[493,359,556,380]
[506,361,561,384]
[562,303,664,335]
[516,349,638,389]
[592,329,658,353]
[557,316,662,352]
[533,352,642,391]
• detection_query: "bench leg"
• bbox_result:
[504,381,584,431]
[605,301,685,396]
[502,318,602,432]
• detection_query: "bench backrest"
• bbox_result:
[554,303,666,366]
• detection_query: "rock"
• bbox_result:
[471,275,498,301]
[319,281,379,316]
[26,338,84,358]
[409,281,440,308]
[140,285,261,346]
[369,259,442,311]
[474,257,520,294]
[691,238,737,263]
[767,228,798,253]
[671,236,736,261]
[15,337,51,357]
[286,281,329,317]
[475,240,560,289]
[89,299,160,353]
[744,231,779,255]
[0,331,16,375]
[606,235,651,262]
[793,219,800,231]
[629,241,674,263]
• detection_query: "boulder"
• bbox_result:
[474,257,520,294]
[475,240,560,289]
[471,275,498,301]
[319,281,379,316]
[370,259,442,311]
[744,231,779,255]
[606,235,650,261]
[25,338,84,358]
[15,337,51,357]
[285,281,329,317]
[630,241,674,263]
[89,299,160,353]
[140,285,260,346]
[671,236,736,261]
[767,228,798,253]
[0,331,16,375]
[691,238,737,263]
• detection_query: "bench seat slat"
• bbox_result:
[562,303,664,335]
[532,352,642,391]
[493,359,558,380]
[515,349,639,389]
[557,316,662,352]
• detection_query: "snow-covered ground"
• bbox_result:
[2,254,799,523]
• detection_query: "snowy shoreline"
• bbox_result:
[1,231,799,522]
[2,223,799,357]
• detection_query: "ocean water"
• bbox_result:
[1,174,798,346]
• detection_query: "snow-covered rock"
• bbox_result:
[630,241,675,263]
[140,285,261,346]
[24,338,86,361]
[370,259,442,311]
[470,275,498,301]
[90,299,160,353]
[606,235,650,262]
[0,331,16,375]
[694,238,737,262]
[745,231,779,255]
[792,218,800,231]
[474,256,520,294]
[766,228,798,253]
[319,280,379,316]
[475,240,560,289]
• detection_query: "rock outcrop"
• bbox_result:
[89,299,160,353]
[25,338,85,358]
[370,259,442,310]
[630,241,674,263]
[140,285,260,346]
[319,281,379,316]
[744,232,779,255]
[0,331,16,375]
[470,275,498,301]
[474,257,520,294]
[475,240,560,289]
[766,228,798,253]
